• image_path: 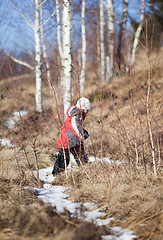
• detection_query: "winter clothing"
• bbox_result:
[57,105,89,149]
[52,98,91,176]
[76,97,91,111]
[52,144,88,175]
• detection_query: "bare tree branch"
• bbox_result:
[6,53,35,70]
[43,9,56,26]
[131,0,145,67]
[39,0,48,7]
[13,8,34,29]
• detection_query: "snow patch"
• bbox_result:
[0,138,14,147]
[31,167,114,221]
[26,166,136,240]
[101,227,137,240]
[33,167,55,184]
[89,156,121,165]
[4,111,27,128]
[83,209,108,222]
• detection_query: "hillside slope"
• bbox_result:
[0,49,162,239]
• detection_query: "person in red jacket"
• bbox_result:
[52,97,91,176]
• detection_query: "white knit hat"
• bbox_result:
[76,97,91,111]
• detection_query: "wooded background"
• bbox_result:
[0,0,162,116]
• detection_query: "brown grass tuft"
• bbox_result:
[53,162,163,239]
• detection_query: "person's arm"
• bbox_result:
[71,113,89,141]
[67,106,82,117]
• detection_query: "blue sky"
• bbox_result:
[0,0,146,54]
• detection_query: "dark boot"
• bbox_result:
[52,149,70,176]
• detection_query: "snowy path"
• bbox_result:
[25,157,136,240]
[3,111,136,239]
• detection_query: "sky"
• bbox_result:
[0,1,33,52]
[0,0,147,55]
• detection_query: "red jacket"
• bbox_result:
[57,106,89,149]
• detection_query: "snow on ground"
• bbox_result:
[0,138,14,147]
[3,111,27,129]
[0,111,28,148]
[89,156,122,165]
[102,227,136,240]
[26,158,136,240]
[3,111,136,239]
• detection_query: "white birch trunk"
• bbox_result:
[56,0,63,58]
[147,68,157,176]
[131,0,145,67]
[40,4,50,84]
[35,0,42,113]
[106,0,114,82]
[80,0,86,94]
[62,0,72,119]
[100,0,105,82]
[56,0,64,86]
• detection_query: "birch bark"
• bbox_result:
[147,63,157,176]
[117,0,128,70]
[62,0,72,119]
[40,3,50,85]
[56,0,64,86]
[131,0,145,67]
[35,0,42,113]
[80,0,86,94]
[106,0,114,82]
[100,0,105,82]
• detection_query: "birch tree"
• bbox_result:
[105,0,114,82]
[55,0,72,118]
[56,0,63,85]
[100,0,105,82]
[8,0,57,113]
[117,0,129,70]
[80,0,86,94]
[62,0,72,118]
[40,1,55,90]
[131,0,145,67]
[7,0,42,112]
[35,0,42,113]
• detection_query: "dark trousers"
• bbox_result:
[52,144,88,176]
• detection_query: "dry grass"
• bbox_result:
[0,72,104,240]
[0,188,102,240]
[84,48,163,169]
[0,151,103,240]
[0,48,163,239]
[53,162,163,239]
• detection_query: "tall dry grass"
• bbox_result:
[52,48,163,239]
[53,161,163,239]
[0,70,104,240]
[84,47,163,176]
[0,46,162,239]
[0,185,102,240]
